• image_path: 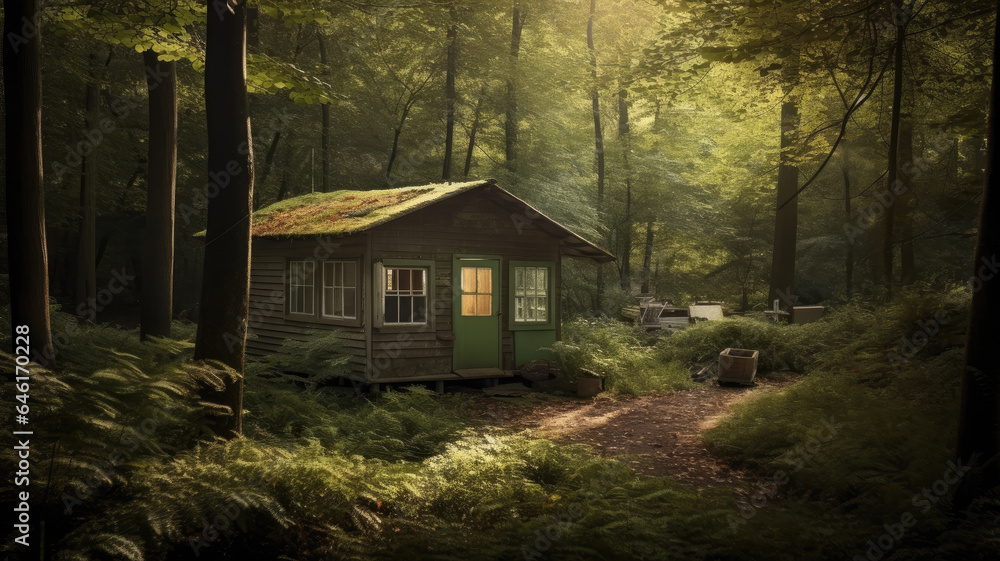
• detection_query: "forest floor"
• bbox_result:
[474,378,793,490]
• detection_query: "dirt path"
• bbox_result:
[475,379,791,488]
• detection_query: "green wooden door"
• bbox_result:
[453,258,500,370]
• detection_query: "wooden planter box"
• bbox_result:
[577,377,603,397]
[718,348,759,385]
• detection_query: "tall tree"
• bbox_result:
[442,4,458,180]
[4,0,54,365]
[588,0,605,203]
[588,0,606,310]
[898,119,917,285]
[77,53,99,323]
[640,220,654,294]
[505,4,526,174]
[954,0,1000,509]
[768,68,800,311]
[463,84,485,178]
[841,141,855,298]
[140,49,178,340]
[194,0,254,437]
[317,29,331,193]
[881,0,908,296]
[617,89,633,291]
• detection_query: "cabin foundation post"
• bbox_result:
[435,380,445,394]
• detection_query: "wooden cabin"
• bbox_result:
[245,179,614,387]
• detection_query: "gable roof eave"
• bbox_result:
[246,179,615,263]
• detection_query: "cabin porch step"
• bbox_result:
[453,368,512,379]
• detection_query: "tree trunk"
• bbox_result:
[640,220,654,294]
[195,0,254,437]
[883,0,906,297]
[254,129,281,205]
[768,96,799,311]
[463,86,485,178]
[618,89,632,291]
[954,0,1000,510]
[317,31,331,193]
[386,124,403,182]
[588,0,605,311]
[4,0,54,366]
[898,120,917,285]
[442,5,458,181]
[841,141,854,298]
[505,5,525,174]
[277,144,292,201]
[77,55,99,323]
[140,49,177,340]
[588,0,605,203]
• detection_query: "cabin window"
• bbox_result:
[514,266,548,322]
[322,261,357,319]
[383,267,428,324]
[510,262,555,329]
[288,261,315,315]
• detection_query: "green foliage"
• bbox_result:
[549,318,694,395]
[376,434,736,561]
[6,291,997,560]
[249,329,352,382]
[652,298,902,375]
[245,375,474,462]
[700,291,989,557]
[0,328,234,551]
[49,310,198,376]
[55,439,384,561]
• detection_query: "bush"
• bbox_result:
[244,331,477,462]
[548,318,693,395]
[249,329,352,383]
[700,289,988,558]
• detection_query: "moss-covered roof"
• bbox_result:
[250,180,487,238]
[195,178,614,262]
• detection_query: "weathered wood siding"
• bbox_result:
[368,189,560,381]
[246,235,368,376]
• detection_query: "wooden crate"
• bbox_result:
[718,348,759,385]
[791,306,825,324]
[577,376,603,397]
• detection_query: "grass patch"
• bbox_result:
[548,317,694,395]
[699,289,999,559]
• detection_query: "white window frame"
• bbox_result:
[374,260,433,328]
[510,262,555,330]
[321,260,359,320]
[287,260,316,316]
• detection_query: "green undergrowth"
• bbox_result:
[701,289,1000,559]
[548,317,695,395]
[5,291,996,560]
[244,331,474,461]
[655,304,876,375]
